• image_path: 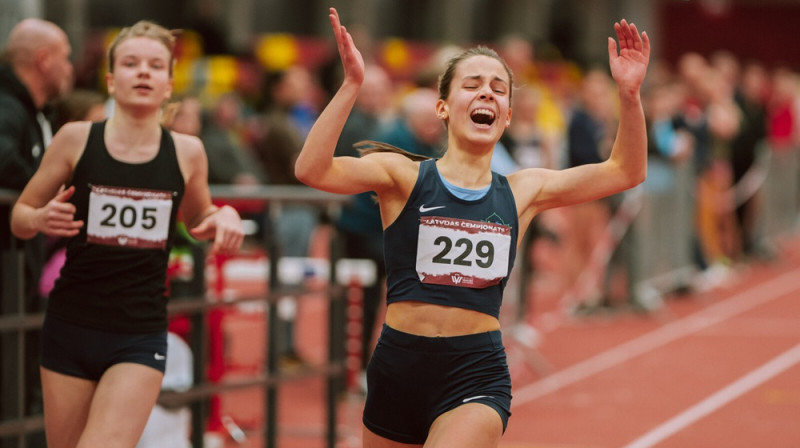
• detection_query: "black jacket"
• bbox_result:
[0,63,46,190]
[0,63,47,309]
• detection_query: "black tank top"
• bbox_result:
[48,121,185,333]
[383,159,518,318]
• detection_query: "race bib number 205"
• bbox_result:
[87,185,174,249]
[416,216,510,288]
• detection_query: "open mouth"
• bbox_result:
[471,108,496,126]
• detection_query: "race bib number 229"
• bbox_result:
[416,216,510,288]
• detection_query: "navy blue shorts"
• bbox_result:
[363,324,512,444]
[40,314,168,381]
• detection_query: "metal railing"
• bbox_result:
[1,185,351,448]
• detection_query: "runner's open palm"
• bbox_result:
[608,19,650,91]
[329,8,364,86]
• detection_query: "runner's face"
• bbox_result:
[438,55,512,148]
[106,37,173,109]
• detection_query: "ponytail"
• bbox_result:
[354,140,432,162]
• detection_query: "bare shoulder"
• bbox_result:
[48,121,93,165]
[362,151,421,179]
[170,131,205,160]
[170,131,206,184]
[57,120,93,138]
[507,166,552,211]
[507,166,549,192]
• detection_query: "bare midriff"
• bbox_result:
[384,301,501,337]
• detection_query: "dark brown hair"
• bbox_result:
[354,140,431,161]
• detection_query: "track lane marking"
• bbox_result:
[512,268,800,406]
[622,342,800,448]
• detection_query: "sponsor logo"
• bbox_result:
[419,204,446,213]
[484,212,507,226]
[462,395,493,403]
[154,353,166,361]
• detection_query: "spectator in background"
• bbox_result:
[0,18,73,430]
[568,69,618,168]
[712,53,770,259]
[562,68,621,308]
[0,19,73,190]
[373,87,445,159]
[761,66,800,242]
[165,95,203,137]
[51,88,106,132]
[645,79,695,180]
[501,84,560,170]
[201,93,264,185]
[498,33,567,143]
[499,83,560,315]
[676,52,740,282]
[166,94,264,186]
[254,65,321,183]
[641,75,696,297]
[766,67,798,151]
[253,64,322,368]
[414,44,465,90]
[334,63,396,382]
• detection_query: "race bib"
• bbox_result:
[87,185,174,249]
[416,216,510,288]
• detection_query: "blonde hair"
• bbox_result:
[107,20,176,75]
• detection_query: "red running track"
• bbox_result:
[501,236,800,448]
[213,233,800,447]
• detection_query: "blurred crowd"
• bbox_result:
[14,24,800,319]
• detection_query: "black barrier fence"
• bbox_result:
[1,185,352,448]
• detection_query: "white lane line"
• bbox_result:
[622,342,800,448]
[512,268,800,406]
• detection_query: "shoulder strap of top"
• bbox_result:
[87,120,105,146]
[419,158,436,178]
[155,126,179,166]
[79,120,106,162]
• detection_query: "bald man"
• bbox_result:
[1,18,73,189]
[374,87,445,159]
[0,18,72,426]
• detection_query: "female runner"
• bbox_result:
[11,20,243,448]
[296,8,649,447]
